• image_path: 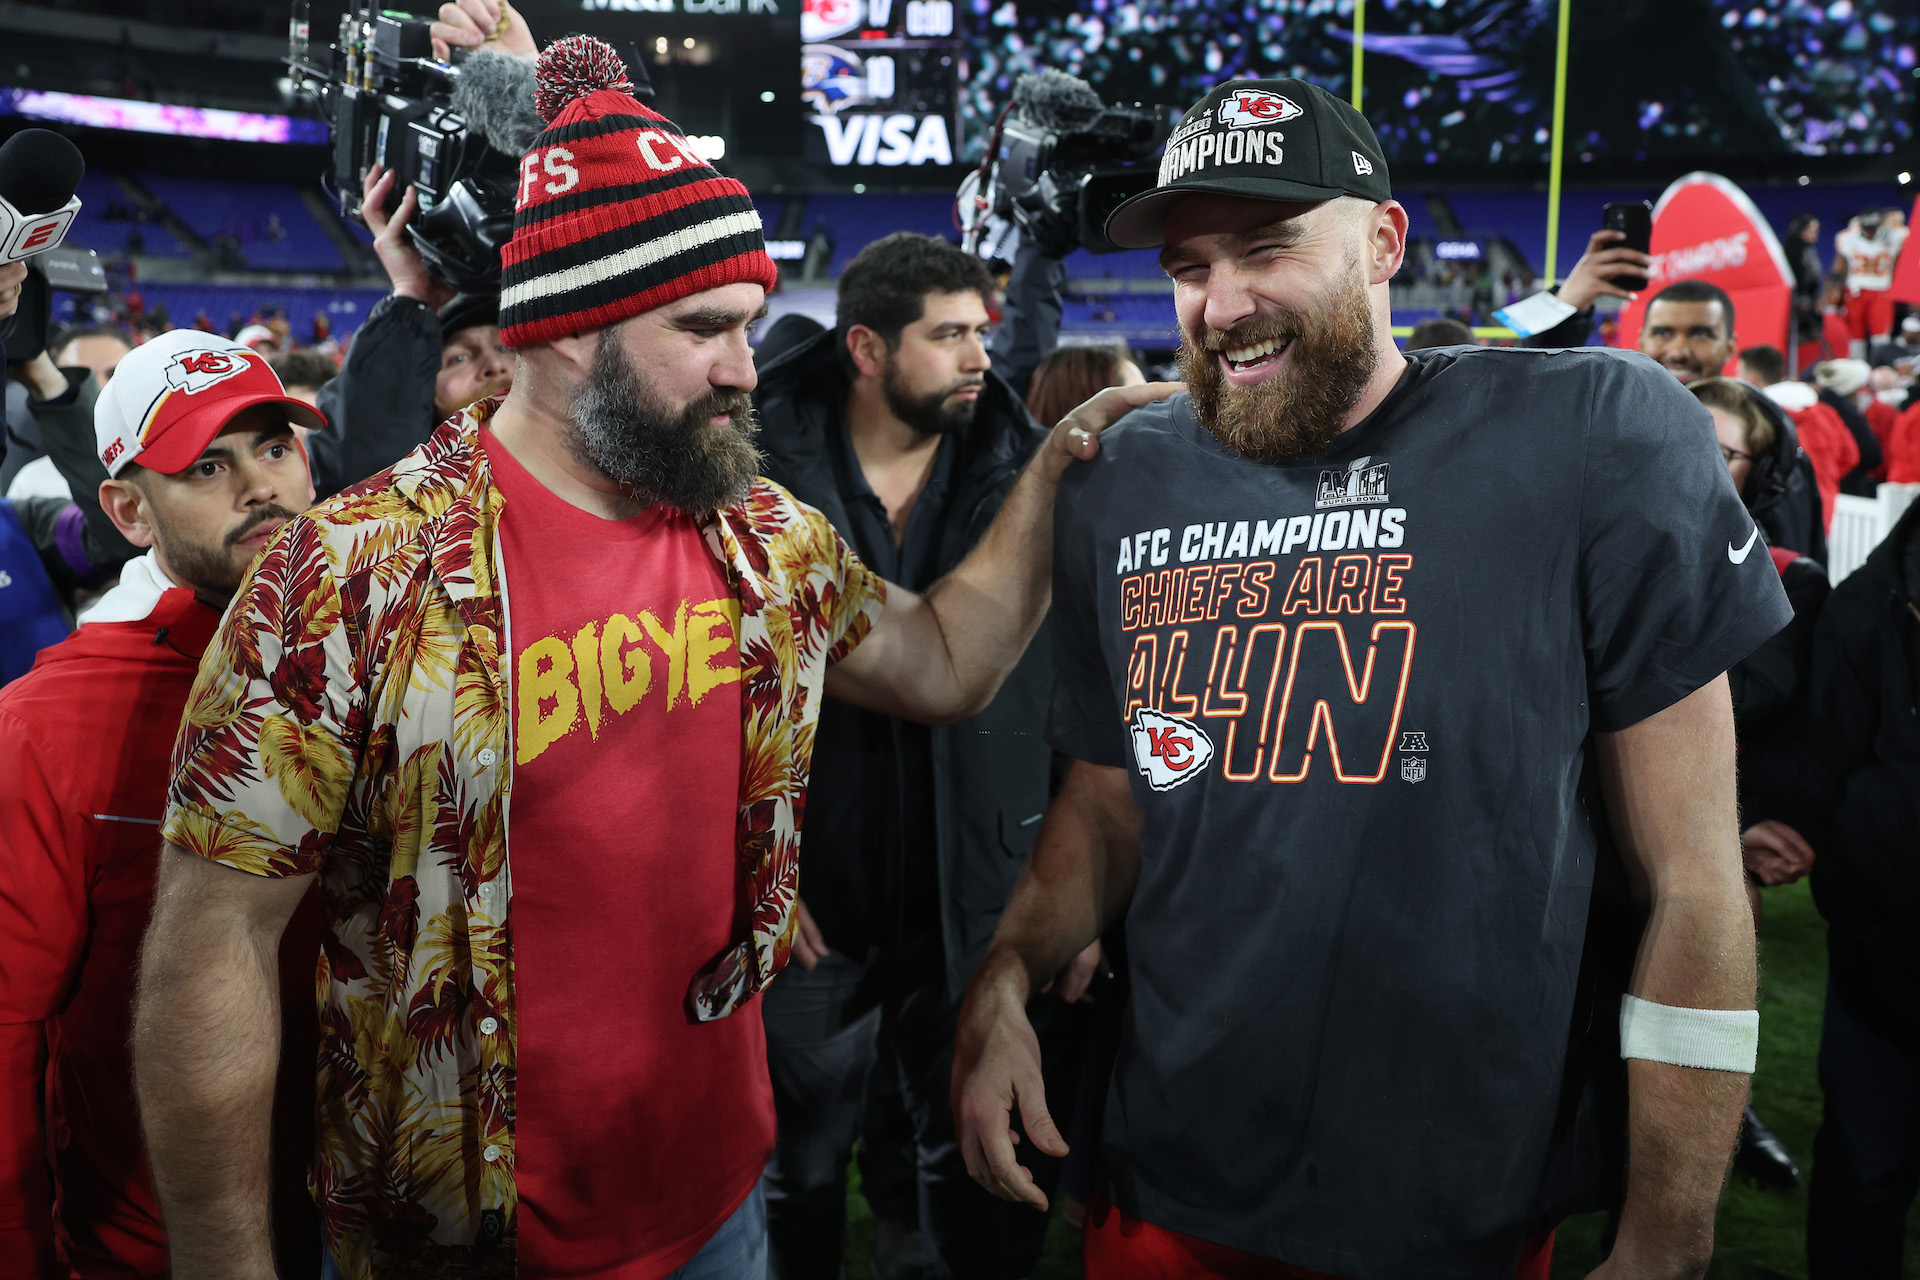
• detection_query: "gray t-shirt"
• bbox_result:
[1049,345,1792,1275]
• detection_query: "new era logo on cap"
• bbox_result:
[1352,151,1374,176]
[1218,88,1301,129]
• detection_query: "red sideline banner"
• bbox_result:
[1616,172,1795,373]
[1890,194,1920,304]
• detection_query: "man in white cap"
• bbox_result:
[0,330,326,1278]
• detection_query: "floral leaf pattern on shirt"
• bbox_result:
[161,399,883,1279]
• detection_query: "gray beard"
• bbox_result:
[566,332,764,514]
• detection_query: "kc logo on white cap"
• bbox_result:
[94,329,325,478]
[163,348,250,395]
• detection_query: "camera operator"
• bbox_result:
[308,163,514,498]
[303,0,531,499]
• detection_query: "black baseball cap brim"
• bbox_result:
[1106,176,1352,250]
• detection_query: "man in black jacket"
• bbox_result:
[753,232,1081,1279]
[1740,501,1920,1275]
[309,164,513,498]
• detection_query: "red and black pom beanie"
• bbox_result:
[498,36,778,348]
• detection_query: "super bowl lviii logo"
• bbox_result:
[1130,706,1215,791]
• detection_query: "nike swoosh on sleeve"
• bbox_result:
[1727,527,1759,565]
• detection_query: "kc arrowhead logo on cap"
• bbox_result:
[1105,77,1392,251]
[163,348,249,395]
[1218,88,1302,128]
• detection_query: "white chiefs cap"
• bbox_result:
[94,329,327,478]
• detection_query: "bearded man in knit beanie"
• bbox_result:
[130,35,1174,1280]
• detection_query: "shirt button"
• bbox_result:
[479,1017,499,1035]
[477,748,497,767]
[483,1145,500,1163]
[478,883,495,899]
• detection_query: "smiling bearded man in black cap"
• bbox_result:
[953,79,1796,1278]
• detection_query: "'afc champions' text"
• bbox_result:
[1115,507,1417,787]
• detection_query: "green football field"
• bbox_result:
[842,878,1920,1278]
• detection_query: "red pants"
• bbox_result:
[1844,289,1895,342]
[1083,1197,1554,1280]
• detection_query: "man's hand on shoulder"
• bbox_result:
[825,379,1182,725]
[1034,381,1184,484]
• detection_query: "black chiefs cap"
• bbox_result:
[1105,79,1392,249]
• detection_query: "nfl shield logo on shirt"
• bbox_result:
[1401,756,1427,783]
[1130,707,1215,791]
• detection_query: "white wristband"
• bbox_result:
[1619,994,1758,1072]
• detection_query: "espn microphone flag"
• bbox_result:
[0,129,84,263]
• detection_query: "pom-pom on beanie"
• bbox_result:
[497,36,778,348]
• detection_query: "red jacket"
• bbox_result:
[1865,398,1899,481]
[1890,402,1920,485]
[1785,401,1859,528]
[0,587,320,1278]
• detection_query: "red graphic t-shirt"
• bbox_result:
[482,429,772,1278]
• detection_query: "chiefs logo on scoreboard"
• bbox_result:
[1218,89,1302,130]
[1130,706,1215,792]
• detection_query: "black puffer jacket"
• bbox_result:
[1742,501,1920,1055]
[753,329,1055,999]
[1740,385,1829,567]
[312,295,444,499]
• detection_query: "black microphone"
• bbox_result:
[0,128,85,263]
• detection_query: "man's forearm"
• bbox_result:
[1611,888,1754,1271]
[134,903,286,1277]
[920,452,1061,717]
[1596,678,1754,1273]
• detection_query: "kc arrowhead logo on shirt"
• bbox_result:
[1130,706,1215,791]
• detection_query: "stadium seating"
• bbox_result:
[136,172,345,272]
[66,172,190,259]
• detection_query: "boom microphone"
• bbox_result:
[1008,70,1104,136]
[0,129,84,263]
[449,50,546,158]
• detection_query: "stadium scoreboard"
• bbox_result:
[520,0,963,172]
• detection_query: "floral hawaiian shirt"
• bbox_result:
[161,400,884,1279]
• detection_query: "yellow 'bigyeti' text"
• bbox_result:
[515,597,741,765]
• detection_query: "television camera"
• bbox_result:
[959,70,1172,260]
[283,3,652,293]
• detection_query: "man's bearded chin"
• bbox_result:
[1179,268,1379,464]
[567,332,763,514]
[882,359,981,437]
